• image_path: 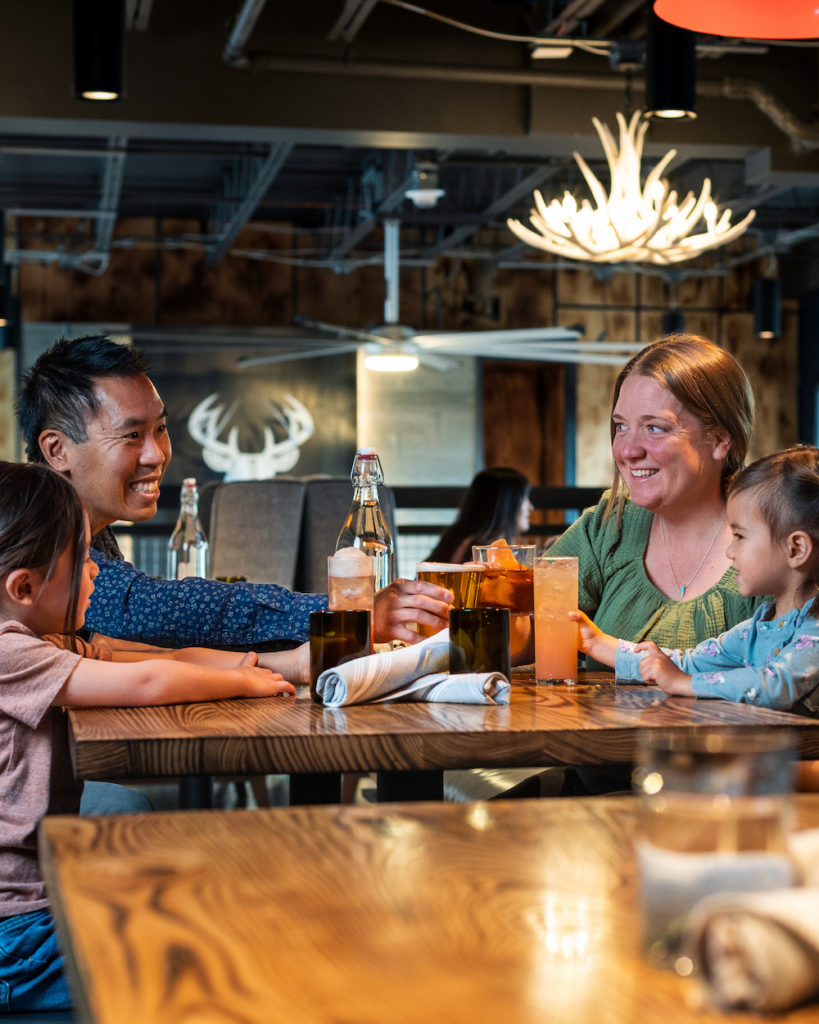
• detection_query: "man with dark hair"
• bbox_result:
[18,335,451,656]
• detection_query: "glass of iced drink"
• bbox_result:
[415,561,485,638]
[472,542,535,615]
[634,728,796,972]
[328,548,375,613]
[533,555,578,683]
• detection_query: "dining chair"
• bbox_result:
[297,475,398,592]
[207,478,306,587]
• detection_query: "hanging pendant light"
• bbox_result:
[645,11,696,121]
[654,0,819,40]
[74,0,125,101]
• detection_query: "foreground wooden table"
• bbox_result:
[68,672,819,796]
[41,795,819,1024]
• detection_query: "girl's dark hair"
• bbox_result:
[0,462,86,643]
[428,467,531,562]
[727,445,819,615]
[605,334,755,519]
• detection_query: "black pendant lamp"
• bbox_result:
[74,0,125,101]
[645,10,697,121]
[754,278,782,339]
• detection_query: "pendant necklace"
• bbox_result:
[659,516,726,598]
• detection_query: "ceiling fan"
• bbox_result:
[237,221,645,371]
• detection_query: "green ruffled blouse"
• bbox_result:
[548,495,761,667]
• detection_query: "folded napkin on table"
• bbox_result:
[315,628,510,707]
[682,828,819,1013]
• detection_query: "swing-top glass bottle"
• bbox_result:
[167,477,209,580]
[335,448,395,592]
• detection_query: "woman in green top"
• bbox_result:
[549,333,759,667]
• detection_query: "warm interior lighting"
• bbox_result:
[531,44,574,59]
[507,111,756,265]
[80,89,120,101]
[364,352,420,372]
[654,0,819,39]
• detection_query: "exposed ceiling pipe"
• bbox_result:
[223,0,269,64]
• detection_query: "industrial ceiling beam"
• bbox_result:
[207,141,292,265]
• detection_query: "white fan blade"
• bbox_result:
[294,315,393,348]
[415,327,582,347]
[237,343,360,368]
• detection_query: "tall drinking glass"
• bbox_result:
[534,555,578,683]
[415,562,484,638]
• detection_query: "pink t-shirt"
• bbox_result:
[0,621,110,916]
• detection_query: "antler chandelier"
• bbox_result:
[507,111,756,265]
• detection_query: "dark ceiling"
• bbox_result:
[2,0,819,285]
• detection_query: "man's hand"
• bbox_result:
[373,579,453,644]
[257,643,311,686]
[633,641,694,695]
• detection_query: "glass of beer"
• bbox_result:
[472,543,535,615]
[449,607,511,679]
[415,561,485,638]
[328,548,375,613]
[533,555,578,683]
[309,610,371,702]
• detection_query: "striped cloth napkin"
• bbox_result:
[315,628,510,707]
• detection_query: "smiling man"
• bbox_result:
[17,335,451,656]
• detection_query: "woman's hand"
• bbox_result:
[567,610,618,668]
[633,641,694,696]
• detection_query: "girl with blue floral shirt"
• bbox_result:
[571,446,819,713]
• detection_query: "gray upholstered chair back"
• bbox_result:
[208,478,306,587]
[297,476,398,593]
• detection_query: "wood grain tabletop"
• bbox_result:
[40,795,819,1024]
[67,667,818,778]
[67,671,819,781]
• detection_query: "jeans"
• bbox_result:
[0,910,71,1013]
[79,781,153,815]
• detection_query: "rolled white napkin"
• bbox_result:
[315,628,510,707]
[683,887,819,1012]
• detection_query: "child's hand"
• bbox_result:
[633,641,694,696]
[568,610,602,653]
[236,660,296,697]
[567,610,618,668]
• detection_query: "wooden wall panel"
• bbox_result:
[0,349,17,461]
[722,306,799,458]
[482,361,565,492]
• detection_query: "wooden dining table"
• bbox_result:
[40,794,819,1024]
[67,671,819,805]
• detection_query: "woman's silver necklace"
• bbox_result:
[659,516,726,598]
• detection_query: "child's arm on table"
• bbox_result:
[632,641,694,696]
[53,652,295,708]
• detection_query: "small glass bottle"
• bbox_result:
[335,447,396,591]
[167,477,209,580]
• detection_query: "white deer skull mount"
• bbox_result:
[187,393,314,481]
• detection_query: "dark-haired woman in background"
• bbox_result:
[427,467,533,563]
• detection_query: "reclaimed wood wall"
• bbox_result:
[16,220,798,488]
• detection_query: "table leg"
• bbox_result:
[178,775,214,809]
[289,772,342,805]
[376,771,444,802]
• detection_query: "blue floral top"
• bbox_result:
[614,598,819,713]
[85,547,327,649]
